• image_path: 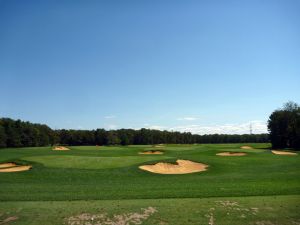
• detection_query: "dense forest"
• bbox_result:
[268,101,300,149]
[0,118,269,148]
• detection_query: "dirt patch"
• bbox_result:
[139,159,208,174]
[0,162,17,168]
[67,207,157,225]
[139,150,163,155]
[52,146,70,151]
[0,216,18,225]
[240,146,253,149]
[271,150,297,155]
[216,152,247,156]
[0,165,32,173]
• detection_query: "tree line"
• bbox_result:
[268,101,300,149]
[0,118,269,148]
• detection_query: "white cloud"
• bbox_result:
[147,125,167,130]
[169,121,267,135]
[129,120,267,135]
[132,124,167,130]
[177,117,199,121]
[104,115,116,119]
[106,124,118,130]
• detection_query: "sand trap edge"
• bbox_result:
[240,146,253,149]
[271,150,297,155]
[216,152,247,156]
[139,151,164,155]
[52,146,70,151]
[0,165,32,173]
[0,162,17,168]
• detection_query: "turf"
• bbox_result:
[1,195,299,225]
[0,143,299,224]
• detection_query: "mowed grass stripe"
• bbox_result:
[22,155,172,169]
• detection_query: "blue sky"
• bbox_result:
[1,0,299,134]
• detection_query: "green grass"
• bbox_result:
[0,143,299,224]
[1,195,299,225]
[21,155,172,169]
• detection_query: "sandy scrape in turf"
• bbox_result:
[0,215,18,225]
[67,207,157,225]
[215,200,259,215]
[255,221,276,225]
[216,152,247,156]
[203,200,261,225]
[53,146,70,151]
[139,151,163,155]
[241,146,253,149]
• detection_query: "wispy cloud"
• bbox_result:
[136,121,267,134]
[147,125,167,130]
[177,117,199,121]
[106,124,118,130]
[169,121,267,135]
[104,115,116,119]
[132,124,167,130]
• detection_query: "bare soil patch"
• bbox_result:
[139,159,208,174]
[0,162,17,168]
[139,150,163,155]
[216,152,247,156]
[67,207,157,225]
[52,146,70,151]
[271,150,297,156]
[0,165,32,173]
[240,146,253,149]
[0,216,18,225]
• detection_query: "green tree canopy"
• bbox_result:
[268,101,300,149]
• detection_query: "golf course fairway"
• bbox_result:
[0,143,299,225]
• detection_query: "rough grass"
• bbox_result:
[0,195,299,225]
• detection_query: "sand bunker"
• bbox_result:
[0,162,17,168]
[139,150,164,155]
[241,146,253,149]
[139,159,208,174]
[217,152,247,156]
[52,146,70,151]
[271,150,298,156]
[0,163,32,173]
